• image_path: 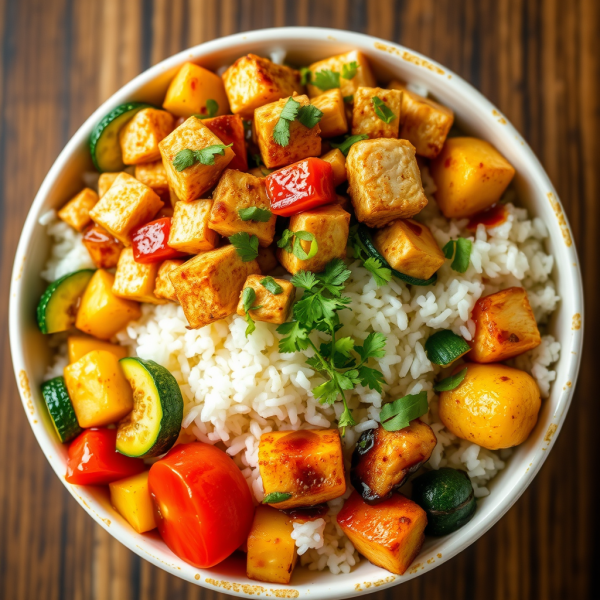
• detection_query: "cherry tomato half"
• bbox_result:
[148,442,255,568]
[130,217,186,264]
[203,114,248,172]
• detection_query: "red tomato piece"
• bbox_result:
[130,217,186,264]
[203,114,248,172]
[265,157,337,217]
[65,429,145,485]
[148,442,255,569]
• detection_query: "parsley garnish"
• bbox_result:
[192,99,219,119]
[348,225,392,286]
[330,134,369,156]
[241,286,263,337]
[379,391,429,432]
[238,207,273,222]
[277,229,318,260]
[263,492,292,504]
[313,69,340,91]
[341,61,359,80]
[297,104,323,129]
[434,368,468,392]
[442,238,472,273]
[372,96,396,124]
[343,95,354,104]
[172,144,232,171]
[300,67,312,86]
[273,97,322,147]
[229,232,259,262]
[261,276,283,295]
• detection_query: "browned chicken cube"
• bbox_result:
[168,198,219,253]
[134,160,170,201]
[98,172,121,197]
[119,108,175,165]
[82,223,123,269]
[57,188,99,232]
[310,88,348,138]
[352,87,402,139]
[236,274,295,325]
[154,259,185,302]
[112,248,166,304]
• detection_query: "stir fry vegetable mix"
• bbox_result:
[35,49,546,582]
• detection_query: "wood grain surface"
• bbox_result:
[0,1,597,598]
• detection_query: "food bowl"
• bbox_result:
[9,27,583,599]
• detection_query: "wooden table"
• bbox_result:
[0,1,596,598]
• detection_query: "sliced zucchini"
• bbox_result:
[41,376,82,443]
[37,269,95,334]
[116,357,183,458]
[89,102,154,172]
[425,330,471,366]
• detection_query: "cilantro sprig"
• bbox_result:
[300,67,312,86]
[229,232,259,262]
[192,99,219,119]
[311,62,358,91]
[341,61,359,80]
[372,96,396,124]
[277,229,319,260]
[238,206,273,222]
[379,391,429,431]
[348,225,392,286]
[241,287,263,337]
[172,144,232,171]
[443,238,472,273]
[330,134,368,156]
[273,97,323,147]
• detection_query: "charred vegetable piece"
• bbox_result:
[82,224,123,269]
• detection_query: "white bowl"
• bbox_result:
[9,27,583,599]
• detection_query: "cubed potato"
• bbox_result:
[163,62,230,119]
[134,160,170,201]
[337,491,427,575]
[470,287,541,363]
[159,117,235,202]
[203,114,248,172]
[169,245,260,329]
[256,245,279,274]
[89,172,164,245]
[64,350,133,428]
[373,218,445,280]
[57,188,99,232]
[259,429,346,509]
[168,199,219,253]
[154,259,185,302]
[82,223,124,269]
[109,471,157,534]
[119,108,175,165]
[430,137,516,218]
[98,172,121,197]
[222,54,303,118]
[113,248,167,304]
[75,269,141,339]
[352,87,402,139]
[347,138,428,228]
[209,170,276,246]
[67,335,128,363]
[236,275,295,325]
[306,50,376,99]
[310,89,348,138]
[246,505,297,585]
[254,95,322,169]
[320,148,347,187]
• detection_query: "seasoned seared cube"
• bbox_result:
[277,205,350,275]
[113,248,166,304]
[350,421,436,503]
[89,172,164,245]
[168,199,219,253]
[247,506,297,585]
[209,170,276,246]
[222,54,303,118]
[259,429,346,509]
[337,491,427,575]
[163,62,230,119]
[119,108,175,165]
[430,137,516,218]
[321,148,347,187]
[236,275,295,325]
[67,335,128,363]
[311,89,348,138]
[203,114,248,172]
[254,95,321,169]
[82,223,123,269]
[154,259,184,302]
[347,138,428,228]
[134,160,170,200]
[58,188,99,232]
[159,117,235,202]
[169,245,260,329]
[256,245,279,274]
[306,50,376,99]
[109,471,157,534]
[373,218,445,280]
[352,87,402,139]
[470,287,541,363]
[98,172,121,197]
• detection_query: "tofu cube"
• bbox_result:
[82,223,123,269]
[352,87,402,139]
[470,287,541,363]
[236,274,295,325]
[347,138,428,228]
[168,199,219,253]
[277,204,351,274]
[310,88,348,138]
[57,188,99,232]
[109,471,157,534]
[373,218,445,280]
[119,108,175,165]
[98,172,121,197]
[256,245,279,274]
[67,335,128,364]
[430,137,516,218]
[320,148,347,187]
[169,245,260,329]
[337,491,427,575]
[159,117,235,202]
[254,95,322,169]
[154,259,185,302]
[259,429,346,509]
[113,248,167,304]
[134,160,170,201]
[222,54,303,118]
[209,170,276,246]
[163,62,230,119]
[89,172,164,245]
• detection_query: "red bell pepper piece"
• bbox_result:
[265,157,337,217]
[65,429,145,485]
[203,114,248,172]
[130,217,186,264]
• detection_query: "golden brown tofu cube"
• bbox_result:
[259,429,346,509]
[337,491,426,575]
[169,245,260,329]
[113,248,167,304]
[470,287,541,363]
[352,87,402,139]
[236,274,295,325]
[254,95,322,169]
[159,117,235,202]
[277,204,351,274]
[347,138,428,228]
[134,160,170,201]
[98,172,121,197]
[168,198,219,253]
[311,88,348,138]
[256,245,279,274]
[222,54,303,118]
[82,223,124,269]
[209,170,276,246]
[57,188,99,232]
[154,259,185,302]
[373,218,445,280]
[89,172,164,245]
[119,108,175,165]
[320,148,347,187]
[430,137,516,218]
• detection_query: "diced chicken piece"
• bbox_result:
[82,223,123,269]
[98,172,121,197]
[57,188,99,232]
[119,108,175,165]
[168,198,219,253]
[320,148,347,187]
[203,114,248,171]
[112,248,167,304]
[256,245,279,274]
[352,87,402,139]
[154,259,185,302]
[134,160,170,201]
[470,287,541,363]
[310,88,348,137]
[236,274,295,325]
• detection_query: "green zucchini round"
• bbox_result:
[41,376,82,443]
[424,330,471,366]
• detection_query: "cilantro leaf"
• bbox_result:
[379,392,429,432]
[363,257,392,286]
[277,320,310,353]
[315,258,352,295]
[338,405,356,431]
[442,238,472,273]
[263,492,292,504]
[341,61,359,79]
[273,97,301,147]
[172,144,232,171]
[261,276,283,295]
[443,240,455,259]
[357,365,386,393]
[229,232,259,262]
[372,96,396,124]
[279,229,319,260]
[313,69,340,91]
[300,67,312,86]
[297,104,323,129]
[334,337,355,357]
[277,229,294,252]
[193,98,219,119]
[280,96,301,120]
[330,134,369,156]
[356,331,387,362]
[171,149,196,171]
[313,378,339,405]
[241,286,263,337]
[434,367,468,392]
[238,207,273,222]
[290,270,318,292]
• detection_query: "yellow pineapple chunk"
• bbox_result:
[168,198,219,253]
[57,188,99,232]
[311,88,348,138]
[67,336,127,363]
[236,275,295,325]
[352,87,402,139]
[119,108,175,165]
[109,472,157,534]
[154,259,185,302]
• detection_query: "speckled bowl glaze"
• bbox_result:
[9,27,583,599]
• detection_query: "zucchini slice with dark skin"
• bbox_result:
[116,357,183,458]
[37,269,95,334]
[41,376,82,443]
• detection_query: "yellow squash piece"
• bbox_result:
[67,335,128,363]
[57,188,99,232]
[109,471,157,534]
